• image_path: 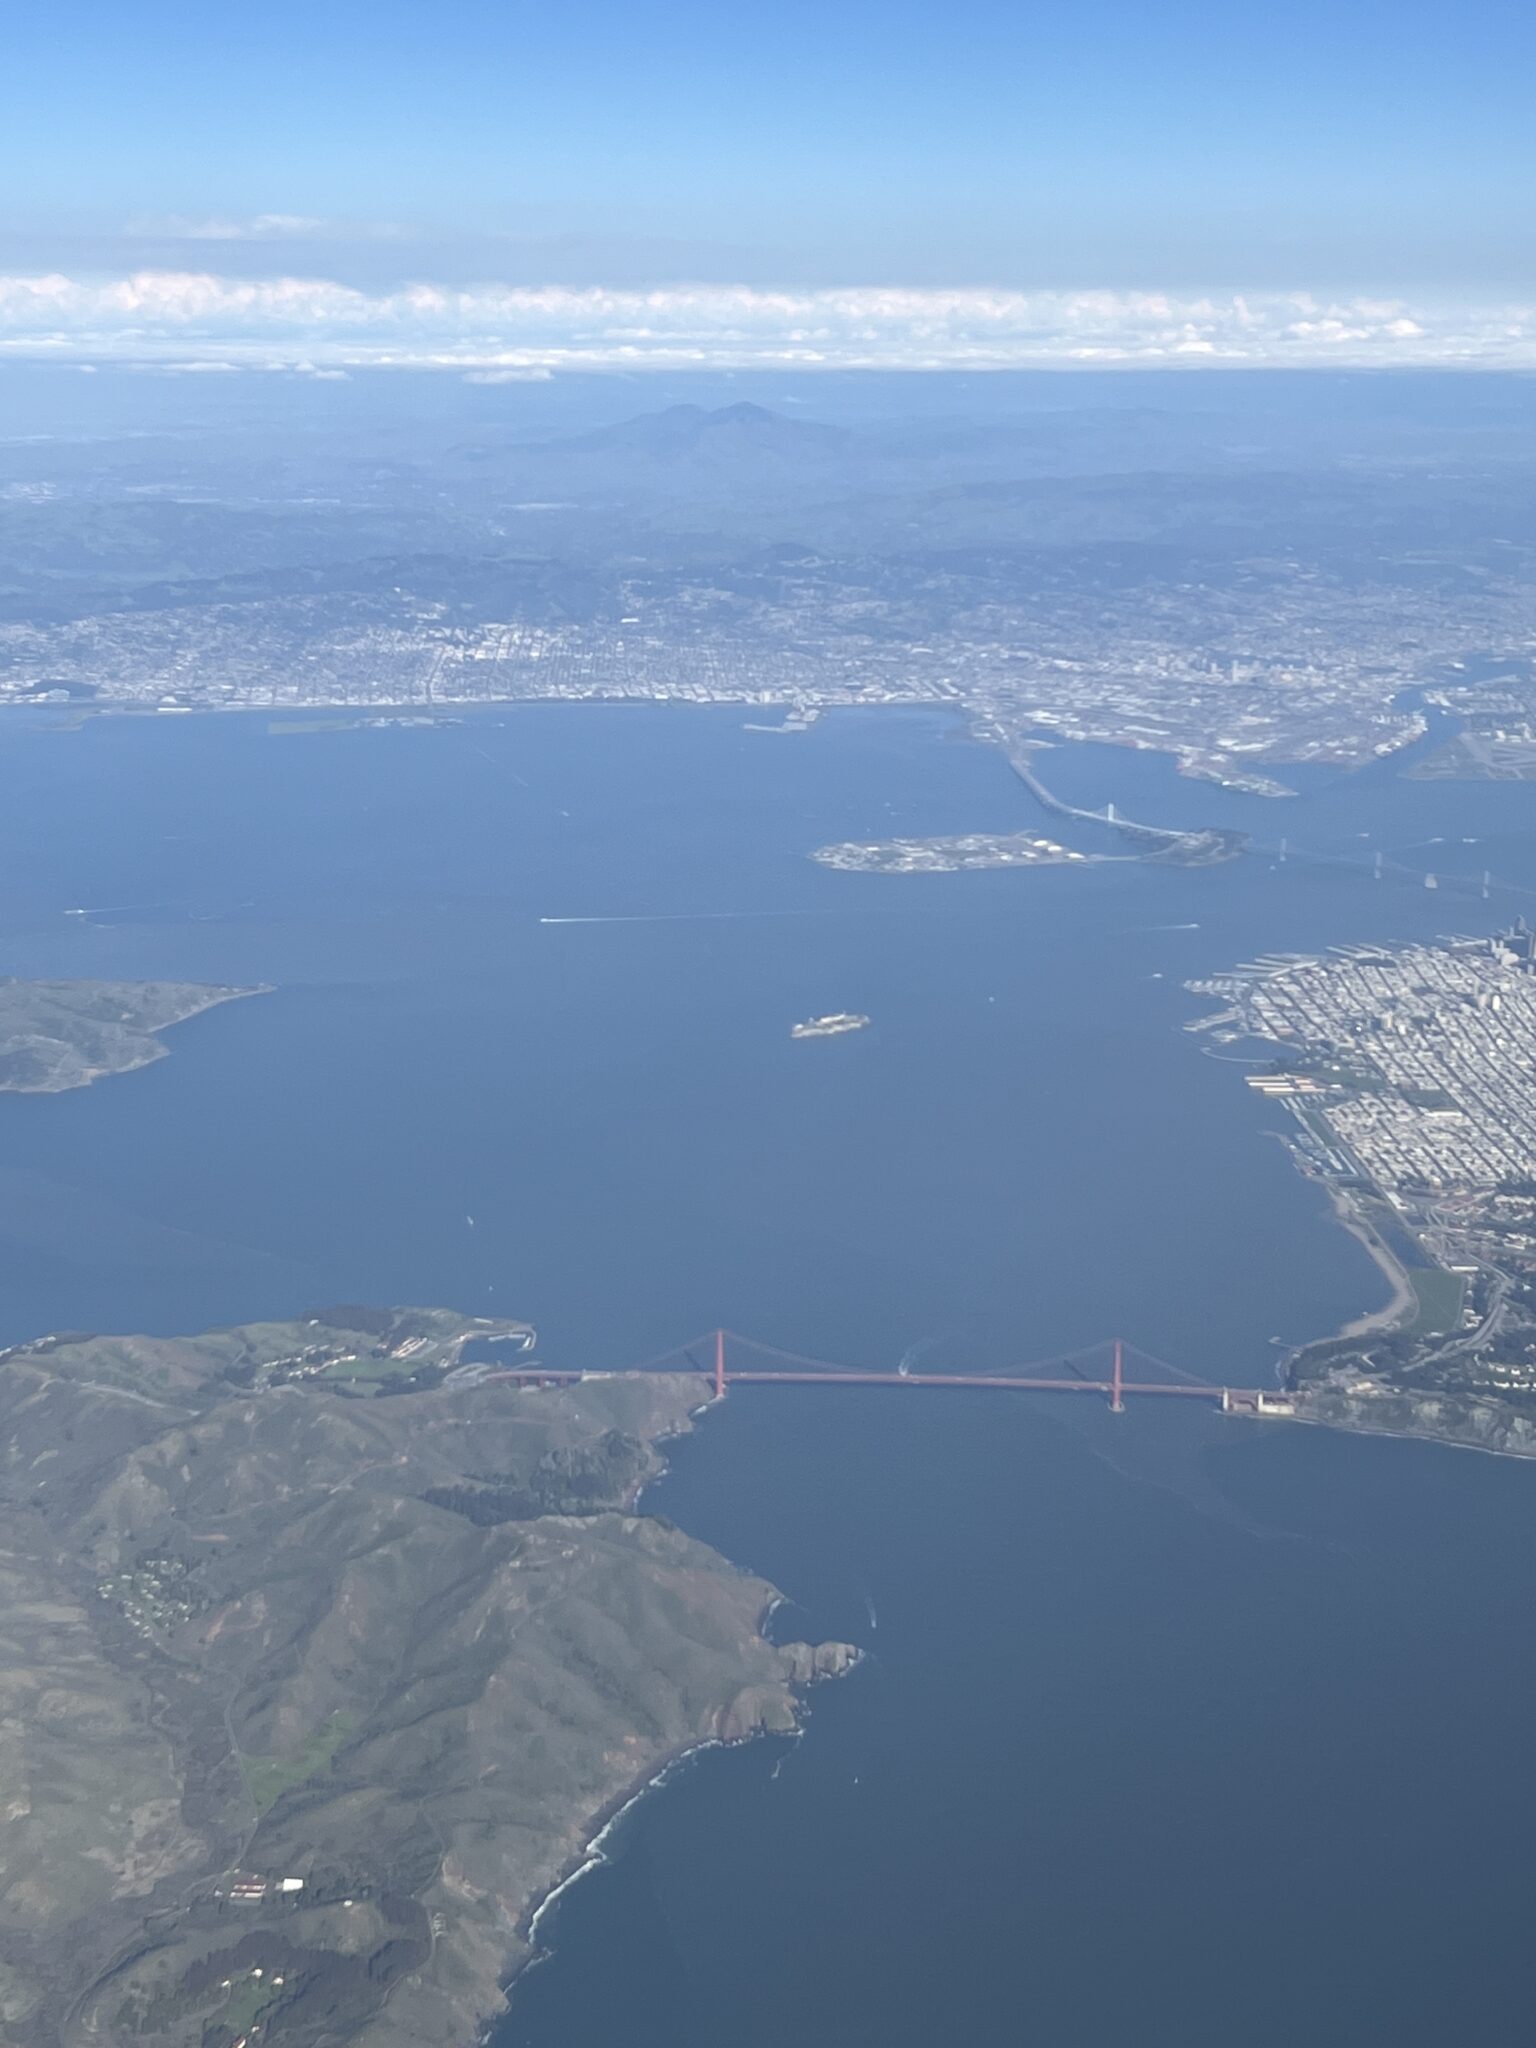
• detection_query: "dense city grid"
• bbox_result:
[1227,941,1536,1192]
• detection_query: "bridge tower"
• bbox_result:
[714,1327,726,1402]
[1110,1337,1125,1414]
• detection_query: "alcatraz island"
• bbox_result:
[1189,924,1536,1455]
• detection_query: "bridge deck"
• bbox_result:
[487,1366,1226,1401]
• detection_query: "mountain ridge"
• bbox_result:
[0,1307,855,2048]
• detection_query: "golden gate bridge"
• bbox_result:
[489,1331,1288,1417]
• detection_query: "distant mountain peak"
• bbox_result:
[706,401,778,425]
[543,401,849,462]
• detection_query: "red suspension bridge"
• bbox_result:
[488,1331,1291,1417]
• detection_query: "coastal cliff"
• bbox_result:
[0,1309,856,2048]
[0,977,263,1091]
[1294,1379,1536,1459]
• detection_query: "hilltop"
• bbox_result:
[539,399,852,463]
[0,978,262,1092]
[0,1307,853,2048]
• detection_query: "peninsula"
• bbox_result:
[1188,929,1536,1456]
[0,977,263,1092]
[0,1306,854,2048]
[1412,670,1536,781]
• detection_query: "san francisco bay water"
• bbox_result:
[4,704,1536,2045]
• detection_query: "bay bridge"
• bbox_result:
[489,1330,1294,1418]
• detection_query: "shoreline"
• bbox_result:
[495,1637,809,2026]
[1327,1186,1418,1338]
[1210,1017,1508,1465]
[483,1407,847,2036]
[1275,1174,1535,1467]
[518,1729,757,1955]
[0,980,271,1096]
[1285,1400,1536,1464]
[5,697,1408,796]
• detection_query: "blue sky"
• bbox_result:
[2,0,1534,369]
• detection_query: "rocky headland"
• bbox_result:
[0,1307,855,2048]
[0,977,263,1092]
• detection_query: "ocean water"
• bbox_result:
[4,704,1536,2044]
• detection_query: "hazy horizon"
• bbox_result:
[5,0,1536,373]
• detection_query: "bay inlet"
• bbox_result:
[3,704,1535,2046]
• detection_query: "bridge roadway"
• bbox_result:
[1006,748,1170,842]
[486,1366,1232,1406]
[728,1370,1221,1396]
[481,1331,1293,1415]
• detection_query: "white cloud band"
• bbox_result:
[2,273,1534,372]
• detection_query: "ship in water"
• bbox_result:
[791,1011,870,1040]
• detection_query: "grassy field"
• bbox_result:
[1406,1267,1467,1338]
[320,1351,420,1381]
[220,1971,284,2036]
[241,1711,357,1815]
